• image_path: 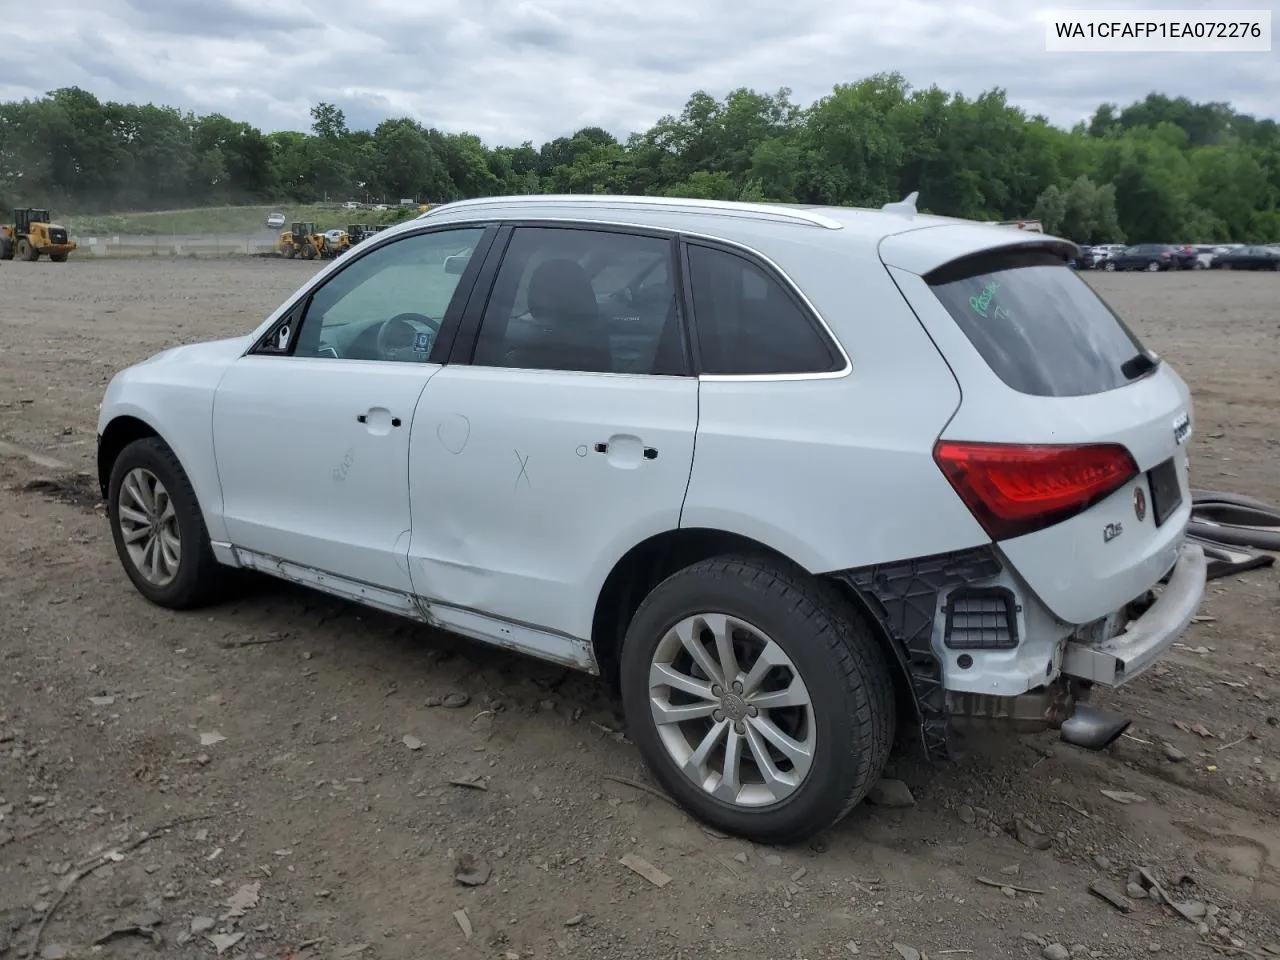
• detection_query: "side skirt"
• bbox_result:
[220,544,598,673]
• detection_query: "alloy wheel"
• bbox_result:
[648,613,815,807]
[117,467,182,587]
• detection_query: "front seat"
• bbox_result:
[513,258,613,373]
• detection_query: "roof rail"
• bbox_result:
[419,194,845,230]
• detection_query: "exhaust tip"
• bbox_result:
[1060,706,1131,751]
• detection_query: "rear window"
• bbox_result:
[925,249,1153,397]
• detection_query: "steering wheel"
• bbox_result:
[375,313,441,362]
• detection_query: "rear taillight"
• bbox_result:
[933,441,1139,541]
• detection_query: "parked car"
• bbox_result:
[1170,245,1207,270]
[1209,245,1280,270]
[1102,243,1181,271]
[1082,244,1126,268]
[95,194,1203,843]
[266,212,286,228]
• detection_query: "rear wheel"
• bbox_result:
[107,437,227,609]
[1103,260,1116,272]
[619,555,895,843]
[1145,260,1160,272]
[0,238,11,260]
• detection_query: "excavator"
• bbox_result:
[1,208,77,262]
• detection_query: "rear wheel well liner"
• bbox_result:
[589,528,915,726]
[97,415,160,499]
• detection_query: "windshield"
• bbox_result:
[926,250,1154,397]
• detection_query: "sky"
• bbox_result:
[0,0,1276,146]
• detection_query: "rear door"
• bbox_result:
[404,223,698,647]
[884,235,1193,625]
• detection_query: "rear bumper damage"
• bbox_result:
[947,540,1205,752]
[838,540,1206,759]
[1061,540,1206,686]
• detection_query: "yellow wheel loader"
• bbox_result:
[1,208,77,262]
[276,221,321,259]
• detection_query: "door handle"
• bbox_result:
[357,413,402,427]
[593,441,658,460]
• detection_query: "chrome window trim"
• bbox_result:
[423,213,854,383]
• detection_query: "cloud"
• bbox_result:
[3,0,1275,145]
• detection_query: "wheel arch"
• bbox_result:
[589,526,918,735]
[97,414,162,499]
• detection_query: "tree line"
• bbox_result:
[1,74,1277,244]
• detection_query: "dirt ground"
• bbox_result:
[1,258,1278,960]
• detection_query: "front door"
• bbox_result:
[406,224,698,650]
[211,224,491,594]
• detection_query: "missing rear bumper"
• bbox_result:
[946,680,1131,751]
[1061,541,1206,686]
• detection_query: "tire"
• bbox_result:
[0,238,11,260]
[1193,260,1205,270]
[50,252,68,262]
[107,436,227,609]
[1145,260,1160,272]
[1188,520,1280,553]
[1103,260,1116,272]
[1192,488,1280,513]
[301,243,315,260]
[17,238,37,261]
[619,554,895,844]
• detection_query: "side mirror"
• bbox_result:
[443,255,469,275]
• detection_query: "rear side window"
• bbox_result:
[926,249,1152,397]
[684,243,841,375]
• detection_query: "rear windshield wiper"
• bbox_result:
[1120,351,1159,380]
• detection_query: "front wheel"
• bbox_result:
[107,437,227,609]
[619,555,895,844]
[1145,260,1160,272]
[1103,260,1116,271]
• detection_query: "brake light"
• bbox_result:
[933,441,1140,541]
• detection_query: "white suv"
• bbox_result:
[96,194,1205,842]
